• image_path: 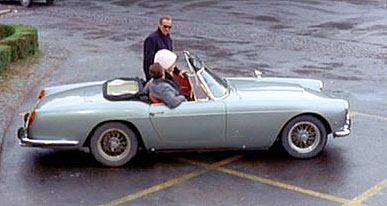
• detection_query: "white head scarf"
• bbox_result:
[154,49,177,70]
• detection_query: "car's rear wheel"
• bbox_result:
[281,115,327,159]
[90,122,138,167]
[20,0,31,7]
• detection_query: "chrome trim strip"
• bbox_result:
[17,127,79,147]
[20,138,80,147]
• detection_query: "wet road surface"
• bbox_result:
[1,0,387,205]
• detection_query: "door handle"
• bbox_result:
[149,111,164,116]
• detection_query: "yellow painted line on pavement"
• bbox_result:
[218,167,350,204]
[99,155,243,206]
[351,111,387,121]
[179,158,351,204]
[341,179,387,206]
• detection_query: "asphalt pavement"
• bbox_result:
[0,0,387,205]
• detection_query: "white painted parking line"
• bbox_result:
[351,112,387,121]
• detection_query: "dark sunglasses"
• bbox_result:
[163,25,172,29]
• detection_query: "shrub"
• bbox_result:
[0,24,15,40]
[0,24,39,73]
[0,44,11,74]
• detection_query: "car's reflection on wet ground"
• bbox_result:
[1,0,387,205]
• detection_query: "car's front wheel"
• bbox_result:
[281,115,327,159]
[20,0,32,7]
[90,122,138,167]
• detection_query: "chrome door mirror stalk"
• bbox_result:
[253,70,262,78]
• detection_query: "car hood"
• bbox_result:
[229,79,304,93]
[226,77,329,100]
[36,81,105,110]
[227,77,323,91]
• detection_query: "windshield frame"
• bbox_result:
[197,67,229,100]
[183,50,230,100]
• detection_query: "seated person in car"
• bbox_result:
[148,63,186,108]
[154,49,191,97]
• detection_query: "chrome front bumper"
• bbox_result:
[333,125,351,137]
[17,127,79,147]
[333,116,351,138]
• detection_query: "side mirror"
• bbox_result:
[253,70,262,78]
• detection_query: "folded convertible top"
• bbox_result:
[102,77,148,102]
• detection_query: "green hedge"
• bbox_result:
[0,44,11,74]
[0,24,14,40]
[0,24,39,73]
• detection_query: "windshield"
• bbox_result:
[187,54,203,73]
[184,51,229,99]
[199,67,228,99]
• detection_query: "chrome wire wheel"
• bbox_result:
[90,122,138,167]
[281,115,327,159]
[288,121,321,154]
[97,128,131,162]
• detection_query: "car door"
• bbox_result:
[149,100,226,149]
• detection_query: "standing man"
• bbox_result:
[143,16,173,81]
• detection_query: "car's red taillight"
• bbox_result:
[27,110,36,127]
[38,89,46,100]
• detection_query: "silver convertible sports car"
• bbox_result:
[17,51,351,167]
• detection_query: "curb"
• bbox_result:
[0,9,13,16]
